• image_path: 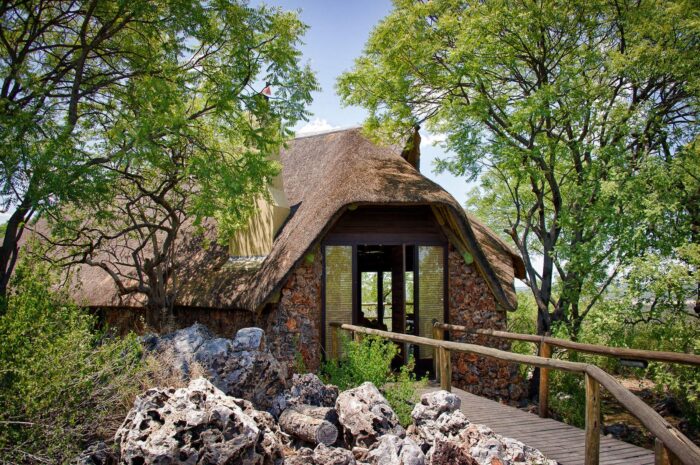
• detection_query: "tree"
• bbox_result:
[0,0,317,308]
[338,0,700,337]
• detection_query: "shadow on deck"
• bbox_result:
[419,384,654,465]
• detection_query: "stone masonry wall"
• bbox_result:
[97,306,255,337]
[447,244,525,401]
[260,245,323,374]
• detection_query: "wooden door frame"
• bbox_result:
[320,240,449,360]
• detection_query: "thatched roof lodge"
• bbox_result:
[60,127,527,399]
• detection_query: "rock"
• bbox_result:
[365,435,425,465]
[115,377,284,465]
[283,373,339,408]
[336,382,405,447]
[399,438,426,465]
[367,434,402,465]
[232,327,266,351]
[142,323,213,375]
[283,447,313,465]
[411,391,461,425]
[145,325,288,416]
[429,439,477,465]
[407,393,469,452]
[313,444,356,465]
[351,446,370,462]
[457,424,555,465]
[76,442,118,465]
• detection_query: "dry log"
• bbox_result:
[279,407,338,446]
[291,404,338,425]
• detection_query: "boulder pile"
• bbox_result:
[101,325,556,465]
[113,377,555,465]
[143,324,288,416]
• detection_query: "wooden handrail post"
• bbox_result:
[330,324,339,360]
[432,321,445,382]
[354,331,363,343]
[656,439,683,465]
[438,346,452,392]
[539,340,551,418]
[585,373,601,465]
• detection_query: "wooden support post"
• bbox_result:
[438,346,451,392]
[432,323,444,382]
[585,373,601,465]
[655,439,683,465]
[539,340,551,418]
[330,324,339,360]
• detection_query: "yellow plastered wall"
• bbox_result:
[229,151,290,257]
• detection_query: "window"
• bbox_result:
[324,246,353,354]
[417,245,445,358]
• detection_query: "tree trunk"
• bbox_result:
[0,204,31,307]
[279,407,338,446]
[529,308,554,400]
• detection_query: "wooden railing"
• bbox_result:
[328,322,700,465]
[433,322,700,419]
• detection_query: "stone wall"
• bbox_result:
[447,244,525,401]
[260,245,324,374]
[97,305,256,337]
[98,241,525,401]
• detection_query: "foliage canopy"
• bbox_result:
[338,0,700,334]
[0,0,318,302]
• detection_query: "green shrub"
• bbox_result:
[321,335,425,426]
[0,262,146,464]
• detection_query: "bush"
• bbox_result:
[321,335,426,426]
[0,262,147,464]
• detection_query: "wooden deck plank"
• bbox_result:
[419,386,655,465]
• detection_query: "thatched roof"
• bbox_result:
[46,127,525,311]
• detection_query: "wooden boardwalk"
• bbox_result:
[420,385,655,465]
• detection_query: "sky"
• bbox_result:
[266,0,475,205]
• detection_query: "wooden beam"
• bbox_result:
[432,325,445,382]
[539,341,551,418]
[330,324,339,360]
[436,323,700,367]
[585,373,601,465]
[439,346,451,392]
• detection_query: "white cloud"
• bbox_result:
[420,132,447,148]
[296,118,340,136]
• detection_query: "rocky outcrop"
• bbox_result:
[115,378,285,465]
[335,382,405,448]
[144,324,288,415]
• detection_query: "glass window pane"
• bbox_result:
[418,245,444,358]
[325,246,353,355]
[382,271,392,331]
[405,271,414,334]
[360,271,378,323]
